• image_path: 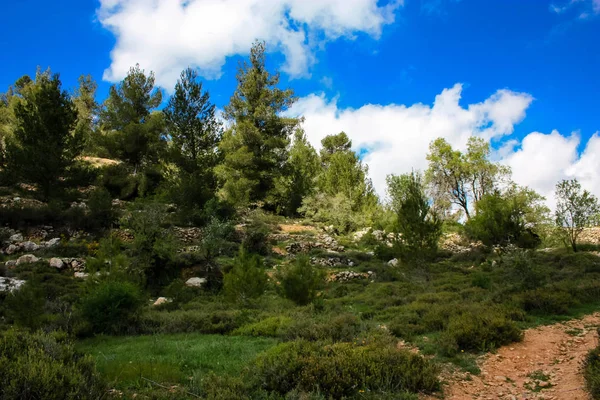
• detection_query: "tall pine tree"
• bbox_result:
[6,71,83,199]
[216,41,299,208]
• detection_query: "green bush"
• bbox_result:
[233,316,293,337]
[242,219,271,256]
[0,329,106,399]
[223,248,269,303]
[80,280,144,334]
[139,309,245,334]
[438,308,522,356]
[282,313,365,342]
[87,186,117,229]
[200,217,237,259]
[585,345,600,399]
[517,288,574,315]
[471,272,492,289]
[249,340,439,398]
[277,256,324,305]
[123,203,177,289]
[97,164,138,200]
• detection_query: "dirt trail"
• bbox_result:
[425,313,600,400]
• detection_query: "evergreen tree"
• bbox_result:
[216,41,298,208]
[387,171,441,259]
[72,74,99,154]
[100,64,164,171]
[318,132,376,208]
[5,71,83,199]
[272,128,320,215]
[164,67,222,173]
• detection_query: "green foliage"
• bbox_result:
[73,74,100,154]
[300,192,374,234]
[555,178,600,251]
[200,217,237,259]
[387,171,441,259]
[0,329,106,399]
[87,186,117,229]
[438,308,522,356]
[80,280,144,334]
[100,64,164,170]
[233,316,293,337]
[585,345,600,399]
[242,217,272,256]
[426,137,510,219]
[97,163,139,199]
[272,128,320,215]
[217,41,298,208]
[5,70,84,199]
[123,203,177,288]
[165,67,222,173]
[249,340,440,398]
[139,309,245,334]
[223,248,269,303]
[466,186,547,248]
[277,256,324,305]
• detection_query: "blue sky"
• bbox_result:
[1,0,599,203]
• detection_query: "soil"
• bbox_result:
[278,223,318,233]
[424,313,600,400]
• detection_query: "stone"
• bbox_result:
[74,272,89,279]
[9,233,23,243]
[20,241,39,252]
[49,257,65,269]
[494,375,507,382]
[0,277,26,292]
[153,297,171,306]
[538,381,550,388]
[388,258,398,267]
[16,254,39,265]
[5,260,17,269]
[45,238,61,247]
[185,277,207,288]
[5,244,18,255]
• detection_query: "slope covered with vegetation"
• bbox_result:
[0,42,599,399]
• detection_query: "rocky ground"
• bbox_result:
[424,313,600,400]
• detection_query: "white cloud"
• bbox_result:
[550,0,599,15]
[97,0,402,88]
[289,85,600,209]
[288,84,533,198]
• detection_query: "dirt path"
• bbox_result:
[425,313,600,400]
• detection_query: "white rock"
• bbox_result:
[387,258,399,267]
[0,277,26,292]
[49,257,65,269]
[153,297,171,306]
[9,234,23,243]
[74,272,89,279]
[20,241,39,252]
[5,244,18,255]
[16,254,39,265]
[185,277,206,288]
[45,238,61,247]
[5,260,17,268]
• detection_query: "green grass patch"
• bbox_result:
[77,333,278,389]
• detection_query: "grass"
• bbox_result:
[76,333,278,390]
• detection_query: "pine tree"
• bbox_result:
[216,41,299,208]
[100,64,164,171]
[6,71,83,199]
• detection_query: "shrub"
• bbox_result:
[438,308,522,356]
[517,288,574,315]
[80,280,144,334]
[249,340,439,398]
[585,345,600,399]
[277,257,325,305]
[282,313,365,342]
[97,164,138,200]
[201,217,237,259]
[242,219,271,256]
[87,186,117,229]
[0,329,106,399]
[123,203,177,288]
[139,309,245,334]
[233,316,293,337]
[471,272,492,290]
[223,248,268,303]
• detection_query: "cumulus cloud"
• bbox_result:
[288,84,533,198]
[288,85,600,208]
[97,0,402,88]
